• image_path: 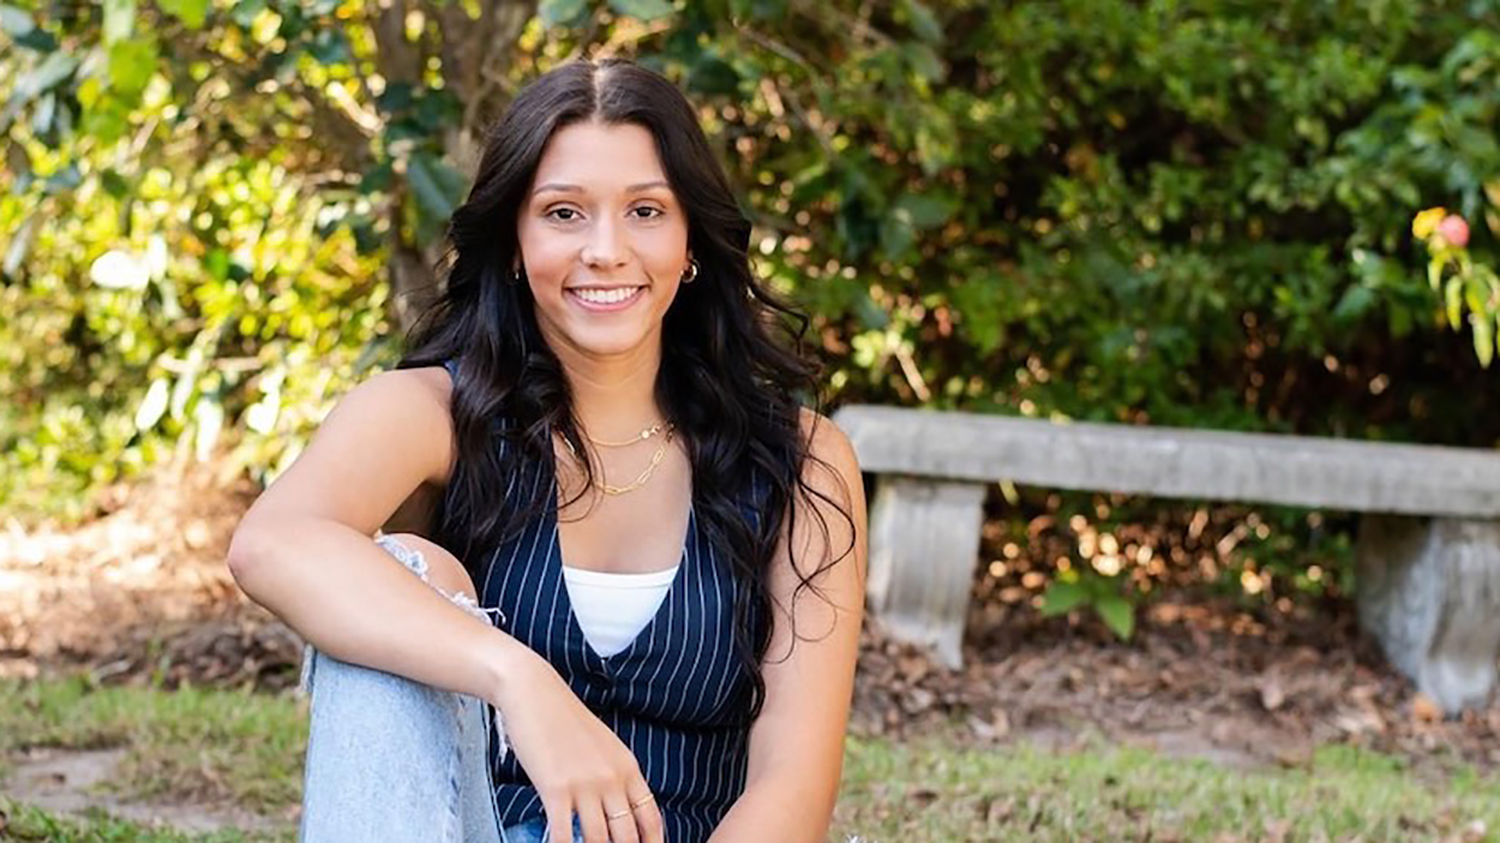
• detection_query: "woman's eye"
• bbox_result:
[546,207,581,222]
[631,206,664,220]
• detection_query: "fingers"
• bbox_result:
[540,793,574,843]
[628,787,665,843]
[601,793,642,843]
[576,797,609,843]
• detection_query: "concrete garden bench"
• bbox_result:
[833,404,1500,714]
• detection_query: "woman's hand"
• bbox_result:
[493,648,665,843]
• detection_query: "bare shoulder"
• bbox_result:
[336,365,456,480]
[237,365,456,538]
[790,406,865,542]
[768,407,867,614]
[334,365,454,455]
[797,406,861,486]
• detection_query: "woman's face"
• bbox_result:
[517,120,691,361]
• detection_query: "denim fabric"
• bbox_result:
[499,818,584,843]
[297,535,508,843]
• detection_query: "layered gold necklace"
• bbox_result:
[561,420,675,496]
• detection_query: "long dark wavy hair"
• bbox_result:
[396,59,853,721]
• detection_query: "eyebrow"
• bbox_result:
[530,180,672,197]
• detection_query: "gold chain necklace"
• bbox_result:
[585,421,671,449]
[597,428,674,495]
[560,427,675,496]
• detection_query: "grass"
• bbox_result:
[0,800,285,842]
[835,733,1498,841]
[2,677,1497,842]
[0,676,305,814]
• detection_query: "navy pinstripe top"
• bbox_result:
[447,371,768,842]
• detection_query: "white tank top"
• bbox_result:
[561,565,680,657]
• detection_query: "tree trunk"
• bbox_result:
[384,0,538,336]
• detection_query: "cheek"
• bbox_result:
[641,227,690,272]
[516,223,574,285]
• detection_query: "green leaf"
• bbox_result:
[308,28,351,65]
[359,160,394,195]
[855,293,888,330]
[2,216,36,276]
[134,378,170,432]
[193,392,224,462]
[103,0,135,43]
[903,43,944,82]
[229,0,265,28]
[13,51,79,101]
[1446,278,1463,330]
[0,4,34,36]
[100,169,131,199]
[913,107,957,175]
[899,0,943,43]
[879,214,914,258]
[158,0,208,28]
[608,0,673,22]
[108,36,159,99]
[687,56,740,96]
[894,193,955,229]
[30,91,56,136]
[1473,312,1494,369]
[540,0,589,26]
[1039,581,1087,616]
[406,152,467,227]
[1332,284,1375,324]
[43,163,81,193]
[1095,594,1135,640]
[13,25,57,52]
[80,95,130,144]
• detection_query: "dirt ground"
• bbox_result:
[3,461,1498,829]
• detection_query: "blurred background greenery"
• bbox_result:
[2,0,1498,606]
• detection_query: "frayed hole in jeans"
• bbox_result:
[374,533,512,762]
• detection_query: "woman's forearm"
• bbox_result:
[709,779,834,843]
[226,513,530,705]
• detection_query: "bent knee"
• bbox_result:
[379,532,478,604]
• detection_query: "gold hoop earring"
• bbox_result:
[681,259,699,284]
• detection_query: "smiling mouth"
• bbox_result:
[567,286,646,307]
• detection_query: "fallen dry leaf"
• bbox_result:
[1412,693,1444,725]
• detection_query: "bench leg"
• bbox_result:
[867,476,986,669]
[1356,515,1500,714]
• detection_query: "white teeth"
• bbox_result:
[573,287,640,305]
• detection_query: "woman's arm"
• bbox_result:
[229,367,666,843]
[226,367,531,702]
[710,410,868,843]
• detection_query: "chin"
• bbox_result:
[565,324,657,357]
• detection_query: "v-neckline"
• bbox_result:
[547,475,695,664]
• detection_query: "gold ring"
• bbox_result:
[629,794,655,809]
[605,808,632,820]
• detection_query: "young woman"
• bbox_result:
[227,59,867,843]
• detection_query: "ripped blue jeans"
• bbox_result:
[297,534,581,843]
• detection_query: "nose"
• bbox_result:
[580,215,628,269]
